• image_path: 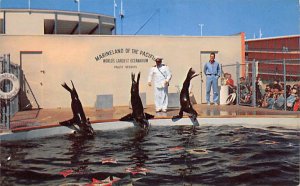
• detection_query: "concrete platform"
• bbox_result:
[1,104,299,132]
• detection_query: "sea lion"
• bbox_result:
[172,68,199,121]
[59,81,94,136]
[120,72,154,129]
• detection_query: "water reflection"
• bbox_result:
[127,129,149,167]
[205,107,220,116]
[175,126,199,184]
[0,126,298,185]
[66,134,94,176]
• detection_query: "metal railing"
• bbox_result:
[220,59,300,111]
[0,54,20,130]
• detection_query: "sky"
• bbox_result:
[0,0,299,39]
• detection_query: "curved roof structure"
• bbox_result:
[0,9,115,35]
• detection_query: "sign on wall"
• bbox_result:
[95,48,156,69]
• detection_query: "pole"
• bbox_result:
[252,60,256,107]
[74,0,80,12]
[198,24,204,36]
[114,0,117,18]
[236,62,240,105]
[120,0,124,35]
[283,59,287,111]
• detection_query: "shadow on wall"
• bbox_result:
[19,69,39,111]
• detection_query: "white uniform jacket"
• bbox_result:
[148,64,172,88]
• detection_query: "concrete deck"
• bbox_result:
[1,104,299,133]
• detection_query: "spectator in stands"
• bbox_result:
[274,92,285,110]
[272,80,282,91]
[255,77,263,106]
[287,88,297,111]
[265,84,271,93]
[224,73,235,94]
[292,84,300,97]
[267,92,275,109]
[286,85,291,98]
[239,77,251,104]
[262,84,274,108]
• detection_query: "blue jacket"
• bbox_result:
[204,61,221,77]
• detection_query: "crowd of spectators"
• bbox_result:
[238,77,300,111]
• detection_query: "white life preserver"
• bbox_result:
[0,73,20,100]
[226,93,237,105]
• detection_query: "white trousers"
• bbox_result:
[154,87,168,111]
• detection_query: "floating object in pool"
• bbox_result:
[233,139,239,142]
[120,73,154,130]
[88,176,121,186]
[101,157,118,164]
[187,148,209,155]
[169,146,185,151]
[7,156,11,161]
[91,178,101,184]
[125,166,150,175]
[258,140,279,145]
[59,81,94,136]
[172,68,199,122]
[59,169,74,178]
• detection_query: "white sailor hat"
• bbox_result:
[155,56,163,61]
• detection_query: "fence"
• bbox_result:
[221,59,300,111]
[0,54,20,129]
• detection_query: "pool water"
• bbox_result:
[0,125,299,185]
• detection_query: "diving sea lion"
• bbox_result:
[172,68,199,121]
[59,81,94,136]
[120,72,154,129]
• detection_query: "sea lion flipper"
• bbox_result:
[59,118,77,126]
[70,80,75,88]
[172,109,183,121]
[145,113,154,120]
[191,74,199,79]
[137,72,141,84]
[61,82,72,92]
[120,113,133,121]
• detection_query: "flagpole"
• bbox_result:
[28,0,31,10]
[120,0,124,35]
[114,0,117,18]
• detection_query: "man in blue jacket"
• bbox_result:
[203,52,221,105]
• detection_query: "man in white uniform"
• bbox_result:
[148,56,172,112]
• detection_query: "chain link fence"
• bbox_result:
[220,59,300,112]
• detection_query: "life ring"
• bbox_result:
[0,73,20,100]
[226,93,236,105]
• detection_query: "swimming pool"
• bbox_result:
[1,125,299,185]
